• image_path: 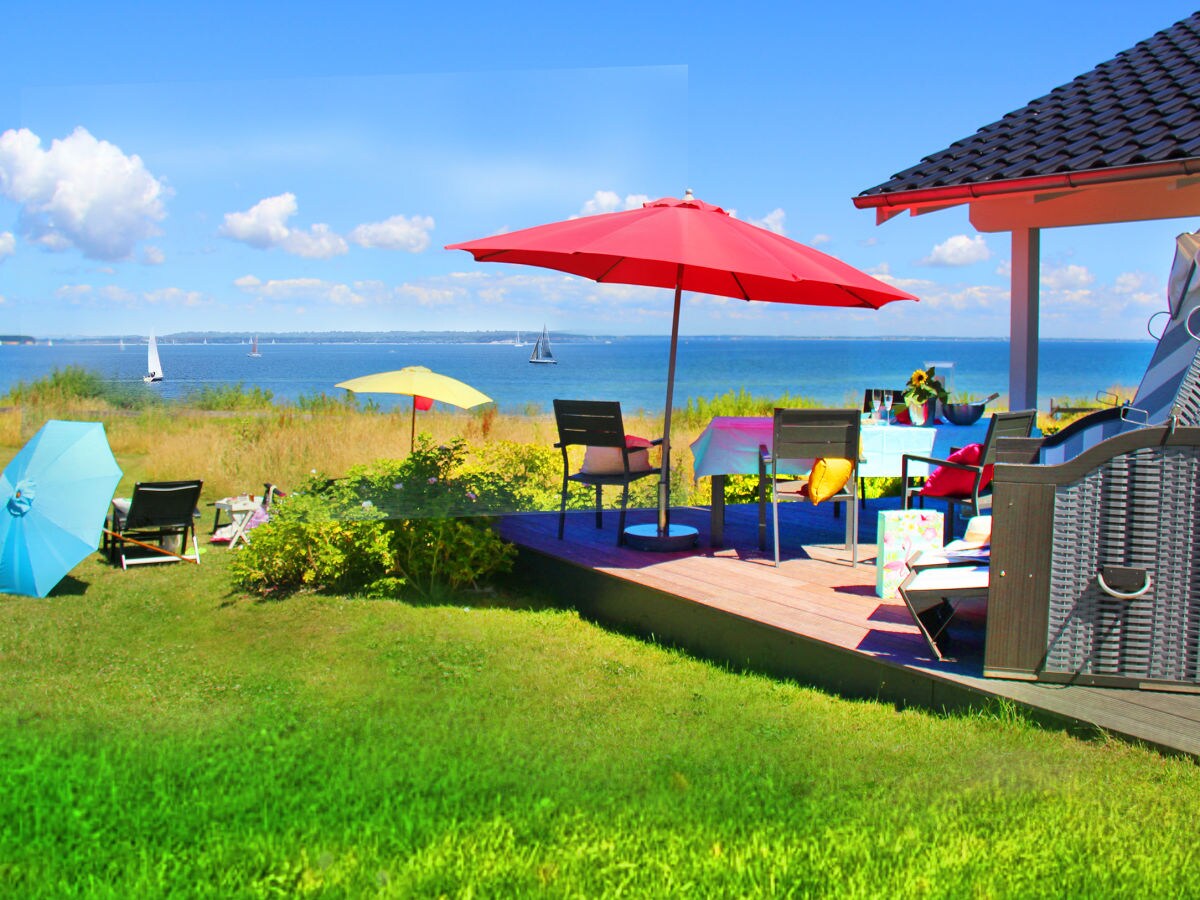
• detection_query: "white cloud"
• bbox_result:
[1041,262,1094,291]
[234,274,369,305]
[1113,271,1149,294]
[578,190,650,217]
[749,208,786,235]
[0,231,13,261]
[919,234,991,267]
[144,287,206,307]
[220,193,348,258]
[0,127,167,261]
[56,283,93,299]
[141,245,165,265]
[348,214,435,252]
[811,233,831,246]
[99,285,138,305]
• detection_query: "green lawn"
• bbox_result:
[1,550,1198,897]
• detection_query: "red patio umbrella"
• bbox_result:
[447,191,917,550]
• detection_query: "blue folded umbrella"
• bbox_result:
[0,420,123,598]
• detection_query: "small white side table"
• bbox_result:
[213,496,260,548]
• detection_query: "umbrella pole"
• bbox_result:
[658,278,683,535]
[411,399,417,453]
[624,270,697,552]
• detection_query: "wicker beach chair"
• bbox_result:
[984,424,1200,690]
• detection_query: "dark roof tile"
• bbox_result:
[860,12,1200,197]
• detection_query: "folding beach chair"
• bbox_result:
[897,517,992,661]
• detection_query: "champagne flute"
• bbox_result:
[882,390,893,425]
[871,389,883,421]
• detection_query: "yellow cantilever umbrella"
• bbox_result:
[335,366,493,451]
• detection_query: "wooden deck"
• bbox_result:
[498,498,1200,758]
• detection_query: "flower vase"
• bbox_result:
[906,399,936,426]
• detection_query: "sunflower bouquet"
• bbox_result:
[903,366,948,406]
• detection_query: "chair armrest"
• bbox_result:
[901,453,952,469]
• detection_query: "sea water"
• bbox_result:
[0,337,1154,414]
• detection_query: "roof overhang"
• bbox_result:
[854,159,1200,231]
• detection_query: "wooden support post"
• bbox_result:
[1010,227,1041,411]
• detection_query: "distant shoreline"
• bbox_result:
[18,333,1157,345]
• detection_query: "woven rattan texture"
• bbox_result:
[1171,352,1200,425]
[1046,445,1200,683]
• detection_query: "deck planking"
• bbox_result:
[498,498,1200,758]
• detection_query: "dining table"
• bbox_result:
[689,414,992,546]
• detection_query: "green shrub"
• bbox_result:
[292,391,377,413]
[188,382,274,411]
[675,388,819,429]
[231,439,515,598]
[465,440,564,512]
[228,493,394,595]
[2,365,161,409]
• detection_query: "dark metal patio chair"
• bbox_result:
[758,408,861,567]
[901,409,1037,543]
[553,400,661,546]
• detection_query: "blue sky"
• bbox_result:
[2,0,1197,339]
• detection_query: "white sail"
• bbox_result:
[529,325,557,364]
[144,332,164,383]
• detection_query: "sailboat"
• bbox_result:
[529,325,557,365]
[144,332,163,383]
[514,330,525,347]
[248,335,262,358]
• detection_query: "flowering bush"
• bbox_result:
[231,438,515,598]
[903,367,948,406]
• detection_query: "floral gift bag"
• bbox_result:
[876,509,944,599]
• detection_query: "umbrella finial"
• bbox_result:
[683,188,694,202]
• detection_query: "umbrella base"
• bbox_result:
[623,522,699,552]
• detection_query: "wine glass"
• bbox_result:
[871,390,883,421]
[882,390,894,425]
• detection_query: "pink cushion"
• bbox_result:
[920,443,993,498]
[580,435,654,475]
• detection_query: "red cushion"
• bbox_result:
[624,434,653,448]
[920,443,993,498]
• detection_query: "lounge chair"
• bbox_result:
[552,400,661,546]
[896,516,992,662]
[758,408,860,566]
[104,479,203,569]
[901,409,1037,543]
